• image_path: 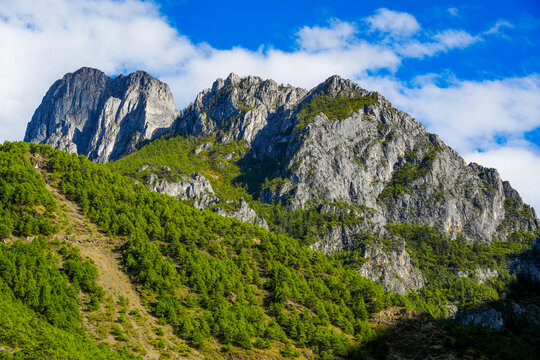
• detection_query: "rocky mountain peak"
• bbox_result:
[175,73,308,144]
[25,69,538,247]
[24,67,179,163]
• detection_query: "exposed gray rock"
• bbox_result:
[511,240,540,284]
[194,142,212,155]
[174,73,307,147]
[172,73,537,245]
[27,69,539,298]
[27,69,537,245]
[453,268,499,284]
[358,242,425,295]
[456,306,505,329]
[442,304,458,318]
[503,181,522,202]
[215,198,269,229]
[310,225,355,253]
[145,171,268,228]
[25,67,179,163]
[146,172,218,210]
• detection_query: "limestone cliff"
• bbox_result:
[24,67,179,163]
[172,73,538,246]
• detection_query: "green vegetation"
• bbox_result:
[386,223,536,315]
[3,142,407,358]
[109,135,249,201]
[0,142,58,239]
[1,140,538,358]
[378,146,440,202]
[294,93,378,132]
[499,198,537,231]
[252,201,364,246]
[0,236,132,359]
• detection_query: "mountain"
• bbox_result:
[172,73,538,246]
[2,141,538,360]
[28,68,537,246]
[24,67,179,163]
[11,67,539,358]
[26,68,539,293]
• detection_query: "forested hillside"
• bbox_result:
[1,141,538,359]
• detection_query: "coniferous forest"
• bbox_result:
[0,140,538,359]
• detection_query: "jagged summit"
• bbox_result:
[24,69,538,249]
[24,67,179,163]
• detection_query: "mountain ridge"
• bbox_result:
[24,67,538,248]
[3,67,539,358]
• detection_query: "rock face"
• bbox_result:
[358,243,425,295]
[174,73,307,147]
[27,69,539,296]
[146,172,218,210]
[24,67,179,163]
[171,73,537,246]
[453,268,499,284]
[456,306,505,329]
[145,170,268,228]
[215,198,269,229]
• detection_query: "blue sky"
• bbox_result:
[159,0,539,78]
[0,0,539,209]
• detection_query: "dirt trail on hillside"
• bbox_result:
[40,178,200,359]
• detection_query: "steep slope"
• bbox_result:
[23,69,539,300]
[172,73,538,247]
[24,67,179,163]
[3,139,538,358]
[2,142,409,359]
[26,69,537,246]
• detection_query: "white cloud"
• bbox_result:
[483,20,513,35]
[465,147,540,211]
[448,7,459,16]
[433,29,478,49]
[0,0,200,142]
[0,1,403,142]
[396,29,479,58]
[297,20,358,52]
[366,8,421,37]
[395,76,540,153]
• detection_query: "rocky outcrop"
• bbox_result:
[145,170,268,228]
[174,73,307,147]
[24,67,179,163]
[215,198,269,229]
[358,242,425,295]
[27,69,539,298]
[511,239,540,284]
[27,69,537,245]
[146,172,218,210]
[456,306,505,329]
[453,268,499,284]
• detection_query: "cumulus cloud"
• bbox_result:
[396,30,479,58]
[0,0,200,141]
[366,8,421,37]
[395,76,540,153]
[297,20,358,52]
[483,20,513,35]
